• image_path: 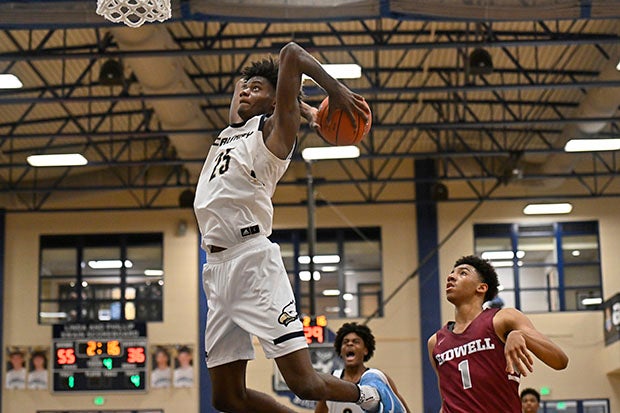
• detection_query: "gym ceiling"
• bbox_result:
[0,0,618,212]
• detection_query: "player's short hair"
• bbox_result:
[241,57,279,91]
[177,346,192,357]
[334,322,375,362]
[454,255,499,302]
[30,351,48,368]
[9,350,24,358]
[155,346,170,360]
[520,387,541,402]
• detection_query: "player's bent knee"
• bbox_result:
[212,394,245,413]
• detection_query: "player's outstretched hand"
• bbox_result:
[504,330,534,377]
[326,83,369,128]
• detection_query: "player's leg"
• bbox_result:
[209,359,298,413]
[275,347,361,402]
[204,249,290,412]
[359,369,407,413]
[236,240,379,410]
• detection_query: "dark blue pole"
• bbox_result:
[414,160,442,413]
[0,209,4,413]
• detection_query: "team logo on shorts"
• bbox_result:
[278,300,299,326]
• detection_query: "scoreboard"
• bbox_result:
[302,315,327,344]
[52,322,147,392]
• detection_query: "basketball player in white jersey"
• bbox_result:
[315,323,410,413]
[194,42,400,412]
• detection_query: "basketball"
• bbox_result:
[316,97,372,146]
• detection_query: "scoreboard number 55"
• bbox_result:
[56,348,76,365]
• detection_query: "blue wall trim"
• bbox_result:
[414,160,442,413]
[198,241,215,412]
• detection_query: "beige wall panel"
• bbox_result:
[3,195,618,412]
[3,210,199,413]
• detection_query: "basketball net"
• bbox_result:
[96,0,171,28]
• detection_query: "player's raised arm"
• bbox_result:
[266,42,368,159]
[494,307,569,376]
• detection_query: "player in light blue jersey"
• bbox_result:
[315,323,409,413]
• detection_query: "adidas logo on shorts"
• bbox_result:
[240,225,260,237]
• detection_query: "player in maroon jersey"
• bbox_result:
[427,255,568,413]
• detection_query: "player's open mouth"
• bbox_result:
[345,351,356,361]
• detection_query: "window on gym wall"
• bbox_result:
[474,221,602,313]
[541,398,609,413]
[38,233,164,324]
[271,227,382,318]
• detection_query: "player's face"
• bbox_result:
[156,351,169,367]
[177,352,192,367]
[10,354,24,369]
[339,332,368,367]
[237,76,276,120]
[521,394,540,413]
[32,355,45,369]
[446,264,487,304]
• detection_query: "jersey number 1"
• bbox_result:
[458,360,472,389]
[210,148,233,181]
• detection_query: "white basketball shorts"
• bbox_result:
[202,236,308,368]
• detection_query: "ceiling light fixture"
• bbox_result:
[299,271,321,281]
[468,48,494,76]
[0,74,23,89]
[322,289,341,296]
[39,311,68,319]
[298,255,341,264]
[301,146,360,161]
[489,260,514,268]
[144,269,164,276]
[481,251,526,260]
[303,64,362,83]
[27,153,88,167]
[523,203,573,215]
[88,259,133,269]
[581,297,602,306]
[565,139,620,152]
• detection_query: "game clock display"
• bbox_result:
[52,322,147,392]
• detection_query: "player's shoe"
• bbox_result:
[357,384,380,412]
[358,369,406,413]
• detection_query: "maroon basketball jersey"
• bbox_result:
[432,308,521,413]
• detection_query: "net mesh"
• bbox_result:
[96,0,171,28]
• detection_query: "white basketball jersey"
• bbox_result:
[194,115,290,249]
[326,369,365,413]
